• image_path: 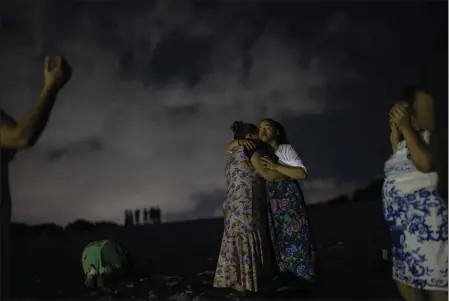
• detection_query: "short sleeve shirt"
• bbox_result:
[275,144,307,172]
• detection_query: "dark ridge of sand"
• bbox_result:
[10,199,399,300]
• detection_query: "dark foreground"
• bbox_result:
[11,245,400,300]
[10,200,400,300]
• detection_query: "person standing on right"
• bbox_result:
[383,86,448,301]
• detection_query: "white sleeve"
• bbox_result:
[421,130,431,144]
[280,144,307,171]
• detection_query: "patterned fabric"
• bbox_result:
[266,179,315,281]
[213,147,271,292]
[383,133,448,291]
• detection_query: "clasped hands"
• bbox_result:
[389,102,413,133]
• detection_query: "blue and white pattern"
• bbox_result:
[383,131,448,291]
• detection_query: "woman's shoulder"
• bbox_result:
[276,144,297,155]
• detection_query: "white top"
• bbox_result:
[275,144,307,172]
[384,130,433,180]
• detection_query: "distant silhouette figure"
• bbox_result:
[0,56,71,300]
[124,210,133,226]
[155,207,161,224]
[149,208,155,223]
[149,207,161,224]
[134,209,141,225]
[143,209,149,224]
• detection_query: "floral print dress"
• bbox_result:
[383,131,448,291]
[213,147,271,292]
[266,179,315,282]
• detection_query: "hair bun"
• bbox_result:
[230,120,243,134]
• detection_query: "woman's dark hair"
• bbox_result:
[230,121,258,139]
[261,118,289,144]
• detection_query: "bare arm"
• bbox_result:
[251,152,288,181]
[227,139,256,152]
[1,86,58,149]
[401,125,434,172]
[0,124,29,149]
[0,56,70,149]
[390,123,399,153]
[260,145,308,180]
[275,164,308,180]
[227,139,240,152]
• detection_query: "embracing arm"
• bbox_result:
[275,164,308,180]
[270,144,308,180]
[227,139,256,153]
[227,139,240,152]
[251,152,287,181]
[401,125,434,172]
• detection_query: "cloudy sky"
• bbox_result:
[1,0,446,225]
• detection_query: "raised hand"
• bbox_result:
[260,156,278,170]
[239,139,256,150]
[389,103,411,131]
[44,56,71,90]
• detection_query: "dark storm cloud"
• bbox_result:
[47,137,104,161]
[1,0,445,225]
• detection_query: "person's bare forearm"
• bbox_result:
[275,164,308,180]
[16,85,59,146]
[227,139,239,152]
[251,153,287,181]
[391,135,399,153]
[391,142,398,153]
[401,126,433,172]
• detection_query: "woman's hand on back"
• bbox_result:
[260,156,278,170]
[238,139,256,150]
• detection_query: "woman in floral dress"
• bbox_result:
[250,118,315,289]
[383,87,447,301]
[213,121,272,295]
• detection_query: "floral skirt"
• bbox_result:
[266,179,315,280]
[213,230,268,292]
[383,175,448,291]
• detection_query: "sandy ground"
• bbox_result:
[11,237,400,300]
[10,200,400,300]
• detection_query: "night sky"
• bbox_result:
[1,0,446,225]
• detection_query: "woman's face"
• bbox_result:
[412,92,435,130]
[259,120,277,143]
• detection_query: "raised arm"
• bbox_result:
[401,127,434,172]
[251,152,288,181]
[274,163,308,180]
[390,122,400,153]
[391,104,434,172]
[260,144,308,180]
[0,56,71,149]
[227,139,256,152]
